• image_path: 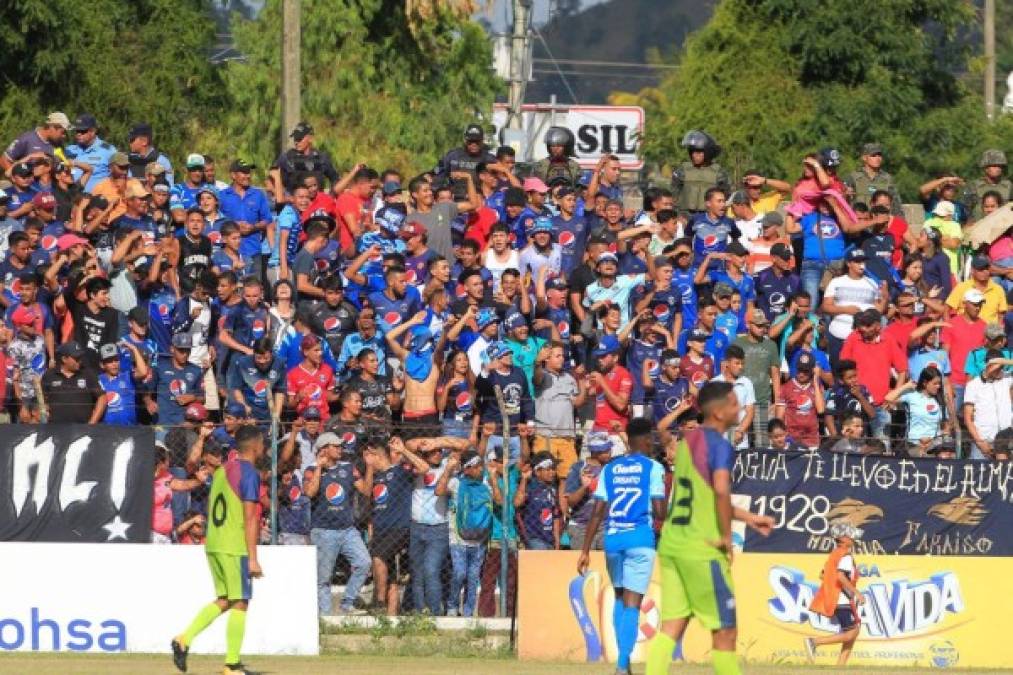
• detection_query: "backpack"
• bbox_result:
[455,477,493,542]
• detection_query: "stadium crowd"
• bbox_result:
[1,114,1011,616]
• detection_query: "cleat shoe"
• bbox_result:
[171,637,188,673]
[804,637,816,662]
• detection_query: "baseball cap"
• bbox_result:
[382,180,402,196]
[31,192,57,210]
[686,329,710,343]
[586,432,613,454]
[476,308,499,330]
[595,252,618,266]
[72,113,98,131]
[109,151,130,167]
[300,334,320,351]
[750,310,770,326]
[127,307,149,326]
[125,183,151,199]
[761,212,784,228]
[485,341,513,361]
[505,311,527,332]
[463,124,484,141]
[230,158,256,172]
[99,343,119,362]
[185,154,205,169]
[770,243,793,260]
[862,142,883,156]
[971,255,991,271]
[985,323,1006,340]
[523,177,549,194]
[184,402,208,422]
[461,451,483,469]
[128,123,153,140]
[962,288,986,304]
[713,282,735,298]
[56,233,89,251]
[932,200,955,218]
[399,221,427,240]
[56,341,86,359]
[796,352,816,372]
[151,180,170,194]
[10,305,37,328]
[592,334,621,357]
[88,195,109,211]
[313,432,342,453]
[301,406,322,421]
[531,216,553,234]
[728,190,750,206]
[532,453,557,470]
[547,276,568,291]
[845,248,867,262]
[290,122,314,140]
[146,162,166,176]
[46,112,70,130]
[504,187,526,207]
[223,401,247,418]
[172,333,194,349]
[11,162,34,178]
[726,241,748,257]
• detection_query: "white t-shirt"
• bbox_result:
[825,274,880,339]
[836,554,856,606]
[735,215,764,251]
[963,375,1013,442]
[484,249,519,293]
[711,373,756,450]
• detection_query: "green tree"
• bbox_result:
[206,0,502,178]
[0,0,224,163]
[628,0,1013,197]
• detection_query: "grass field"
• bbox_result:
[4,653,1012,675]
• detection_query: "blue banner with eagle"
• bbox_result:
[731,451,1013,556]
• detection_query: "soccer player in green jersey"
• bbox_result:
[173,425,265,675]
[646,381,773,675]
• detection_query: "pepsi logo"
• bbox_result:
[251,319,266,339]
[341,432,356,447]
[41,235,58,251]
[455,391,472,412]
[405,269,418,284]
[325,482,346,506]
[252,379,269,398]
[208,231,222,245]
[648,361,660,376]
[10,278,22,295]
[423,471,438,489]
[105,391,122,407]
[288,485,301,502]
[559,231,575,246]
[323,316,340,331]
[383,311,401,326]
[608,243,618,254]
[539,508,553,527]
[691,370,708,387]
[796,396,813,413]
[455,284,468,298]
[653,304,670,322]
[557,321,570,339]
[926,402,938,413]
[703,234,718,247]
[373,484,389,505]
[509,232,517,244]
[315,259,330,271]
[158,304,170,317]
[523,218,534,230]
[169,379,186,397]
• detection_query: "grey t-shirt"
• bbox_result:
[731,335,780,405]
[408,202,458,262]
[534,370,579,438]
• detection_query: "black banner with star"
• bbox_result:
[0,425,154,542]
[734,451,1013,556]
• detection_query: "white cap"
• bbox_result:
[46,112,70,130]
[932,200,955,218]
[962,288,985,304]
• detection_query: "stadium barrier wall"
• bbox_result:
[0,543,319,655]
[518,550,1010,668]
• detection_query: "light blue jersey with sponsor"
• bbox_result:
[593,453,665,552]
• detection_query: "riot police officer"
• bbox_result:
[845,143,901,214]
[273,122,339,193]
[435,123,495,176]
[532,126,582,185]
[965,149,1011,220]
[671,130,730,216]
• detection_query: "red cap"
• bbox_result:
[32,192,57,210]
[10,305,37,328]
[57,233,89,251]
[184,402,208,422]
[398,221,427,240]
[300,334,320,352]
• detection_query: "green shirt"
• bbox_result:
[506,335,546,396]
[206,458,260,556]
[731,335,780,405]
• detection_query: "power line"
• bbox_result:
[533,57,678,70]
[531,25,580,104]
[532,68,661,80]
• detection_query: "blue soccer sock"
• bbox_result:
[617,604,640,669]
[612,599,624,652]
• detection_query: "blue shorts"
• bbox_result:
[605,547,655,595]
[834,606,858,631]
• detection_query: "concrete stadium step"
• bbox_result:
[322,614,512,632]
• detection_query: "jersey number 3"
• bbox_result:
[669,477,693,525]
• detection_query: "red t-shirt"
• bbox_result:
[592,365,633,431]
[887,216,909,267]
[301,192,339,242]
[840,332,907,403]
[940,316,986,386]
[286,361,335,420]
[882,317,918,353]
[777,378,820,448]
[679,354,715,390]
[335,191,367,253]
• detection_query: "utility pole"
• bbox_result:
[507,0,532,130]
[281,0,302,148]
[984,0,995,121]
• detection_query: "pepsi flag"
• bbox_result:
[733,451,1013,556]
[0,425,154,543]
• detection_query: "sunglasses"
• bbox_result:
[897,303,915,309]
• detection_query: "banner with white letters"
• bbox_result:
[0,425,154,543]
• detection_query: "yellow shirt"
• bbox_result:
[726,190,782,219]
[924,216,962,273]
[945,280,1008,324]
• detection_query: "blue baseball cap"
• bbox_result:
[224,401,246,417]
[476,308,499,330]
[592,334,620,357]
[586,432,613,454]
[596,252,618,266]
[505,311,527,332]
[485,341,513,360]
[531,216,553,234]
[578,169,594,187]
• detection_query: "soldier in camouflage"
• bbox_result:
[965,149,1011,221]
[671,130,730,216]
[531,127,582,186]
[845,143,902,215]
